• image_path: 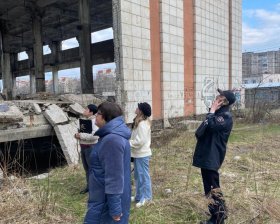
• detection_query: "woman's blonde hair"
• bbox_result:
[132,112,151,129]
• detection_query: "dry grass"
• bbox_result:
[130,124,280,224]
[1,123,280,223]
[0,177,76,224]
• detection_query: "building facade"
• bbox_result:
[0,0,242,124]
[243,73,280,84]
[113,0,242,122]
[242,50,280,77]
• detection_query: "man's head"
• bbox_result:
[217,88,236,106]
[83,104,98,117]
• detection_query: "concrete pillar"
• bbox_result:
[10,53,18,98]
[50,41,61,94]
[0,31,12,99]
[112,0,123,106]
[1,53,13,100]
[78,0,93,93]
[32,15,45,92]
[27,49,36,94]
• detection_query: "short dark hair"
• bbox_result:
[97,102,123,122]
[87,104,98,114]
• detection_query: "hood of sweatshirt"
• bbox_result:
[95,116,131,140]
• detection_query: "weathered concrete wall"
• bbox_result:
[194,0,242,114]
[115,0,152,122]
[231,0,242,91]
[160,0,185,119]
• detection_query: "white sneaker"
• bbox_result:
[135,199,146,208]
[131,196,135,202]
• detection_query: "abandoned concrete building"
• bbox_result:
[0,0,242,168]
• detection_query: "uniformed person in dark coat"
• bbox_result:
[193,88,236,224]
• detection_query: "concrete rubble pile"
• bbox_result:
[0,94,105,165]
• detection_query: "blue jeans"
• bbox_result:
[133,156,152,202]
[81,145,93,190]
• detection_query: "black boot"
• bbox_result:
[206,188,227,224]
[200,215,225,224]
[200,215,216,224]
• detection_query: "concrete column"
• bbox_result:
[50,41,61,94]
[112,0,123,106]
[78,0,93,93]
[27,49,36,94]
[0,31,12,99]
[1,53,13,100]
[52,68,59,94]
[32,15,45,92]
[10,53,18,98]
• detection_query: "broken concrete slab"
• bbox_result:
[54,121,80,164]
[60,94,104,107]
[0,103,9,112]
[0,104,24,123]
[69,103,85,115]
[23,114,49,127]
[43,104,69,126]
[32,103,42,114]
[0,125,53,143]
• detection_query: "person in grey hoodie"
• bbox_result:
[84,102,131,224]
[74,104,99,194]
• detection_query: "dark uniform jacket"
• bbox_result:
[192,106,233,171]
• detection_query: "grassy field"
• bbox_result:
[1,123,280,223]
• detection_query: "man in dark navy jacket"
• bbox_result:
[193,89,236,224]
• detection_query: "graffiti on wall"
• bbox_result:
[201,77,217,109]
[201,76,243,110]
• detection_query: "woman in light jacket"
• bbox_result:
[130,102,152,208]
[84,102,131,224]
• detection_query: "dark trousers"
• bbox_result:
[201,168,220,195]
[81,145,93,189]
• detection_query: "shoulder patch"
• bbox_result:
[216,116,224,123]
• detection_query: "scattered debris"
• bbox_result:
[0,103,9,112]
[32,103,42,114]
[233,156,241,161]
[28,173,49,180]
[221,172,237,179]
[69,102,85,116]
[59,94,105,107]
[0,103,24,123]
[165,188,172,194]
[43,104,69,126]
